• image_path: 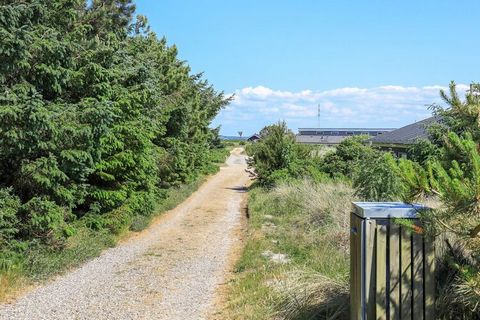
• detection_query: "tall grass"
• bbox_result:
[223,179,354,319]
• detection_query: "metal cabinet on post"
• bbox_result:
[350,202,435,320]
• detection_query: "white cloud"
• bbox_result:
[212,84,468,136]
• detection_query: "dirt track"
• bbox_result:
[0,148,250,320]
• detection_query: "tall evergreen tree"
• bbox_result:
[0,0,228,244]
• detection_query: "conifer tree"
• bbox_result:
[397,84,480,316]
[0,1,228,245]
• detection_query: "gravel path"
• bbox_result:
[0,148,250,320]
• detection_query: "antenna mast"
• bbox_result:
[317,104,321,128]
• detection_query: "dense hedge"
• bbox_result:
[0,1,227,253]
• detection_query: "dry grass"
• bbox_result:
[433,233,480,319]
[221,179,354,319]
[0,271,28,302]
[275,271,349,320]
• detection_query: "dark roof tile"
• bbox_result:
[370,117,438,145]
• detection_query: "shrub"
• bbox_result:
[398,133,480,317]
[0,0,228,242]
[320,136,374,178]
[353,152,403,201]
[407,139,440,165]
[19,197,69,246]
[246,122,296,182]
[127,191,156,217]
[83,214,107,231]
[0,188,20,245]
[208,126,224,149]
[103,203,133,235]
[0,249,24,273]
[247,122,317,185]
[15,156,77,208]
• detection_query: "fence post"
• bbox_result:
[350,202,435,319]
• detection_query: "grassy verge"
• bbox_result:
[0,149,230,301]
[222,179,353,319]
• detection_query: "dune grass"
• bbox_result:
[221,179,354,320]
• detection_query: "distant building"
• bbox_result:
[247,134,261,142]
[296,128,395,145]
[369,117,438,157]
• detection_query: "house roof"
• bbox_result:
[247,134,260,141]
[298,128,396,132]
[369,117,438,146]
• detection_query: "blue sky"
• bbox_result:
[135,0,480,136]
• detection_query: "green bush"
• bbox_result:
[0,250,24,273]
[208,126,224,149]
[20,197,69,246]
[397,84,480,317]
[103,203,133,235]
[0,1,228,246]
[127,191,156,217]
[247,122,319,185]
[83,214,107,231]
[0,188,20,245]
[353,152,403,201]
[407,139,440,165]
[320,136,374,179]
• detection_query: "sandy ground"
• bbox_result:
[0,148,251,320]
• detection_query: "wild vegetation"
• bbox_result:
[245,122,329,186]
[227,124,353,319]
[0,0,228,298]
[234,83,480,319]
[223,179,352,319]
[398,83,480,318]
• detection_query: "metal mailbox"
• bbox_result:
[350,202,435,320]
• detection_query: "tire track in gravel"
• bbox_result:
[0,148,251,320]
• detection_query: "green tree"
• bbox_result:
[423,133,480,317]
[0,188,20,246]
[429,81,480,144]
[247,122,314,185]
[19,197,69,246]
[320,136,374,178]
[0,0,228,246]
[397,83,480,317]
[407,139,440,166]
[353,152,402,201]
